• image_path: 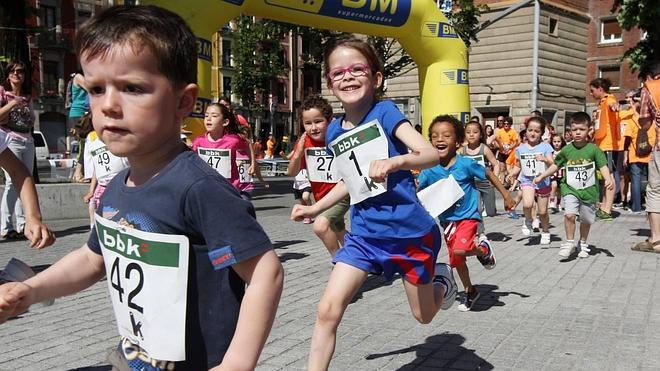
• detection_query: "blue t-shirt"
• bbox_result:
[325,100,435,238]
[87,149,272,370]
[68,83,89,118]
[418,155,485,223]
[515,141,554,188]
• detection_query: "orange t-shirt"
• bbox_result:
[594,94,621,151]
[265,138,276,156]
[496,128,519,155]
[623,114,656,164]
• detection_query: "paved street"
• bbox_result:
[1,178,659,371]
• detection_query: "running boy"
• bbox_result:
[291,36,456,369]
[287,96,348,256]
[0,6,283,370]
[535,112,612,258]
[419,115,515,311]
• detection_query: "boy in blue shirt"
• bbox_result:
[419,115,515,311]
[0,6,283,370]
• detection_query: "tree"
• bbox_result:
[612,0,660,77]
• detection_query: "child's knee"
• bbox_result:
[316,297,345,328]
[313,217,331,236]
[565,214,577,223]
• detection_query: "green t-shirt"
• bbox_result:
[553,142,607,204]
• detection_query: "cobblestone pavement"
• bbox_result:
[0,179,658,371]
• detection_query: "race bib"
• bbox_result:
[465,154,486,167]
[566,162,596,190]
[305,147,339,183]
[90,145,128,184]
[197,147,231,178]
[95,215,189,362]
[329,120,388,204]
[520,153,545,177]
[593,109,601,130]
[236,158,252,183]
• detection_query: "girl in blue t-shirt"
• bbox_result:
[290,36,457,369]
[511,117,555,244]
[418,115,515,312]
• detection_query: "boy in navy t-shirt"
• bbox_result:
[0,6,283,370]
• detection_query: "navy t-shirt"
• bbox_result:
[87,149,272,370]
[325,100,435,238]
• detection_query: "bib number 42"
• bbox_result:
[110,257,144,314]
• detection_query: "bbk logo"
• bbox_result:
[103,229,142,258]
[337,137,360,152]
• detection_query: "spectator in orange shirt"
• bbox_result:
[264,134,276,160]
[589,78,621,221]
[623,91,654,213]
[495,116,520,184]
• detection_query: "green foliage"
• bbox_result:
[447,0,489,48]
[612,0,660,77]
[232,16,289,110]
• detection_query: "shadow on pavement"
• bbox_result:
[272,240,306,249]
[366,333,493,370]
[350,274,395,304]
[69,366,111,371]
[559,244,614,262]
[278,252,308,262]
[485,232,511,242]
[469,284,529,312]
[254,205,287,212]
[54,224,91,238]
[631,228,651,237]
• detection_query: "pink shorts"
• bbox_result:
[92,184,107,207]
[520,183,551,197]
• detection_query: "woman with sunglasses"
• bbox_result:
[0,61,37,240]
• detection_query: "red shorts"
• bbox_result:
[442,219,478,268]
[92,184,107,207]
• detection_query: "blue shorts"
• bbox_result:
[333,225,442,285]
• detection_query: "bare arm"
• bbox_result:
[486,168,515,210]
[83,171,97,204]
[286,134,307,177]
[0,149,54,248]
[291,180,349,221]
[0,99,20,123]
[534,164,559,184]
[370,122,438,182]
[215,250,283,371]
[0,244,105,323]
[483,146,499,176]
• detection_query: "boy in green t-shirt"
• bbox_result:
[535,112,613,258]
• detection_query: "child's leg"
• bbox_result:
[454,262,473,292]
[536,194,550,232]
[309,263,368,371]
[550,180,558,207]
[302,190,312,206]
[579,222,591,242]
[402,279,445,324]
[521,187,536,231]
[88,201,96,229]
[564,214,576,241]
[313,216,343,257]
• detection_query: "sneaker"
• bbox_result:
[521,221,532,236]
[596,209,614,221]
[558,242,575,258]
[540,233,551,245]
[578,241,590,258]
[612,202,624,210]
[482,210,487,217]
[457,290,481,312]
[532,218,540,231]
[508,211,519,220]
[433,263,457,310]
[303,218,313,224]
[477,238,496,269]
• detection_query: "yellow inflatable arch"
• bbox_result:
[144,0,469,137]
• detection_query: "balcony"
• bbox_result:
[36,31,72,51]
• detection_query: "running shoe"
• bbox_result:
[521,220,532,236]
[596,209,614,221]
[532,218,540,231]
[578,241,590,258]
[477,238,496,269]
[303,218,313,224]
[540,233,551,245]
[457,290,481,312]
[433,263,457,310]
[558,242,575,258]
[508,211,519,220]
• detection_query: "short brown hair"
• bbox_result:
[299,95,333,122]
[75,5,197,88]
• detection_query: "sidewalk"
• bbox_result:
[1,179,658,370]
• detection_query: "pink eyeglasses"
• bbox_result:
[326,63,370,82]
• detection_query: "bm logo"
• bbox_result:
[191,97,212,119]
[423,21,458,38]
[441,69,469,85]
[196,38,212,62]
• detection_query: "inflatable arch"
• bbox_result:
[144,0,469,137]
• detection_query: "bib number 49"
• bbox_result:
[110,257,144,314]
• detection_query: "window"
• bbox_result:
[548,17,558,37]
[276,81,286,105]
[42,60,60,96]
[222,76,232,97]
[599,65,621,91]
[41,5,57,30]
[76,10,92,27]
[221,40,232,67]
[600,18,622,43]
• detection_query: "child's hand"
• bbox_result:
[533,176,542,185]
[535,154,545,161]
[23,219,55,249]
[291,204,317,221]
[369,158,399,183]
[248,164,255,176]
[504,194,516,211]
[604,178,614,191]
[0,282,34,324]
[82,192,93,204]
[296,133,307,152]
